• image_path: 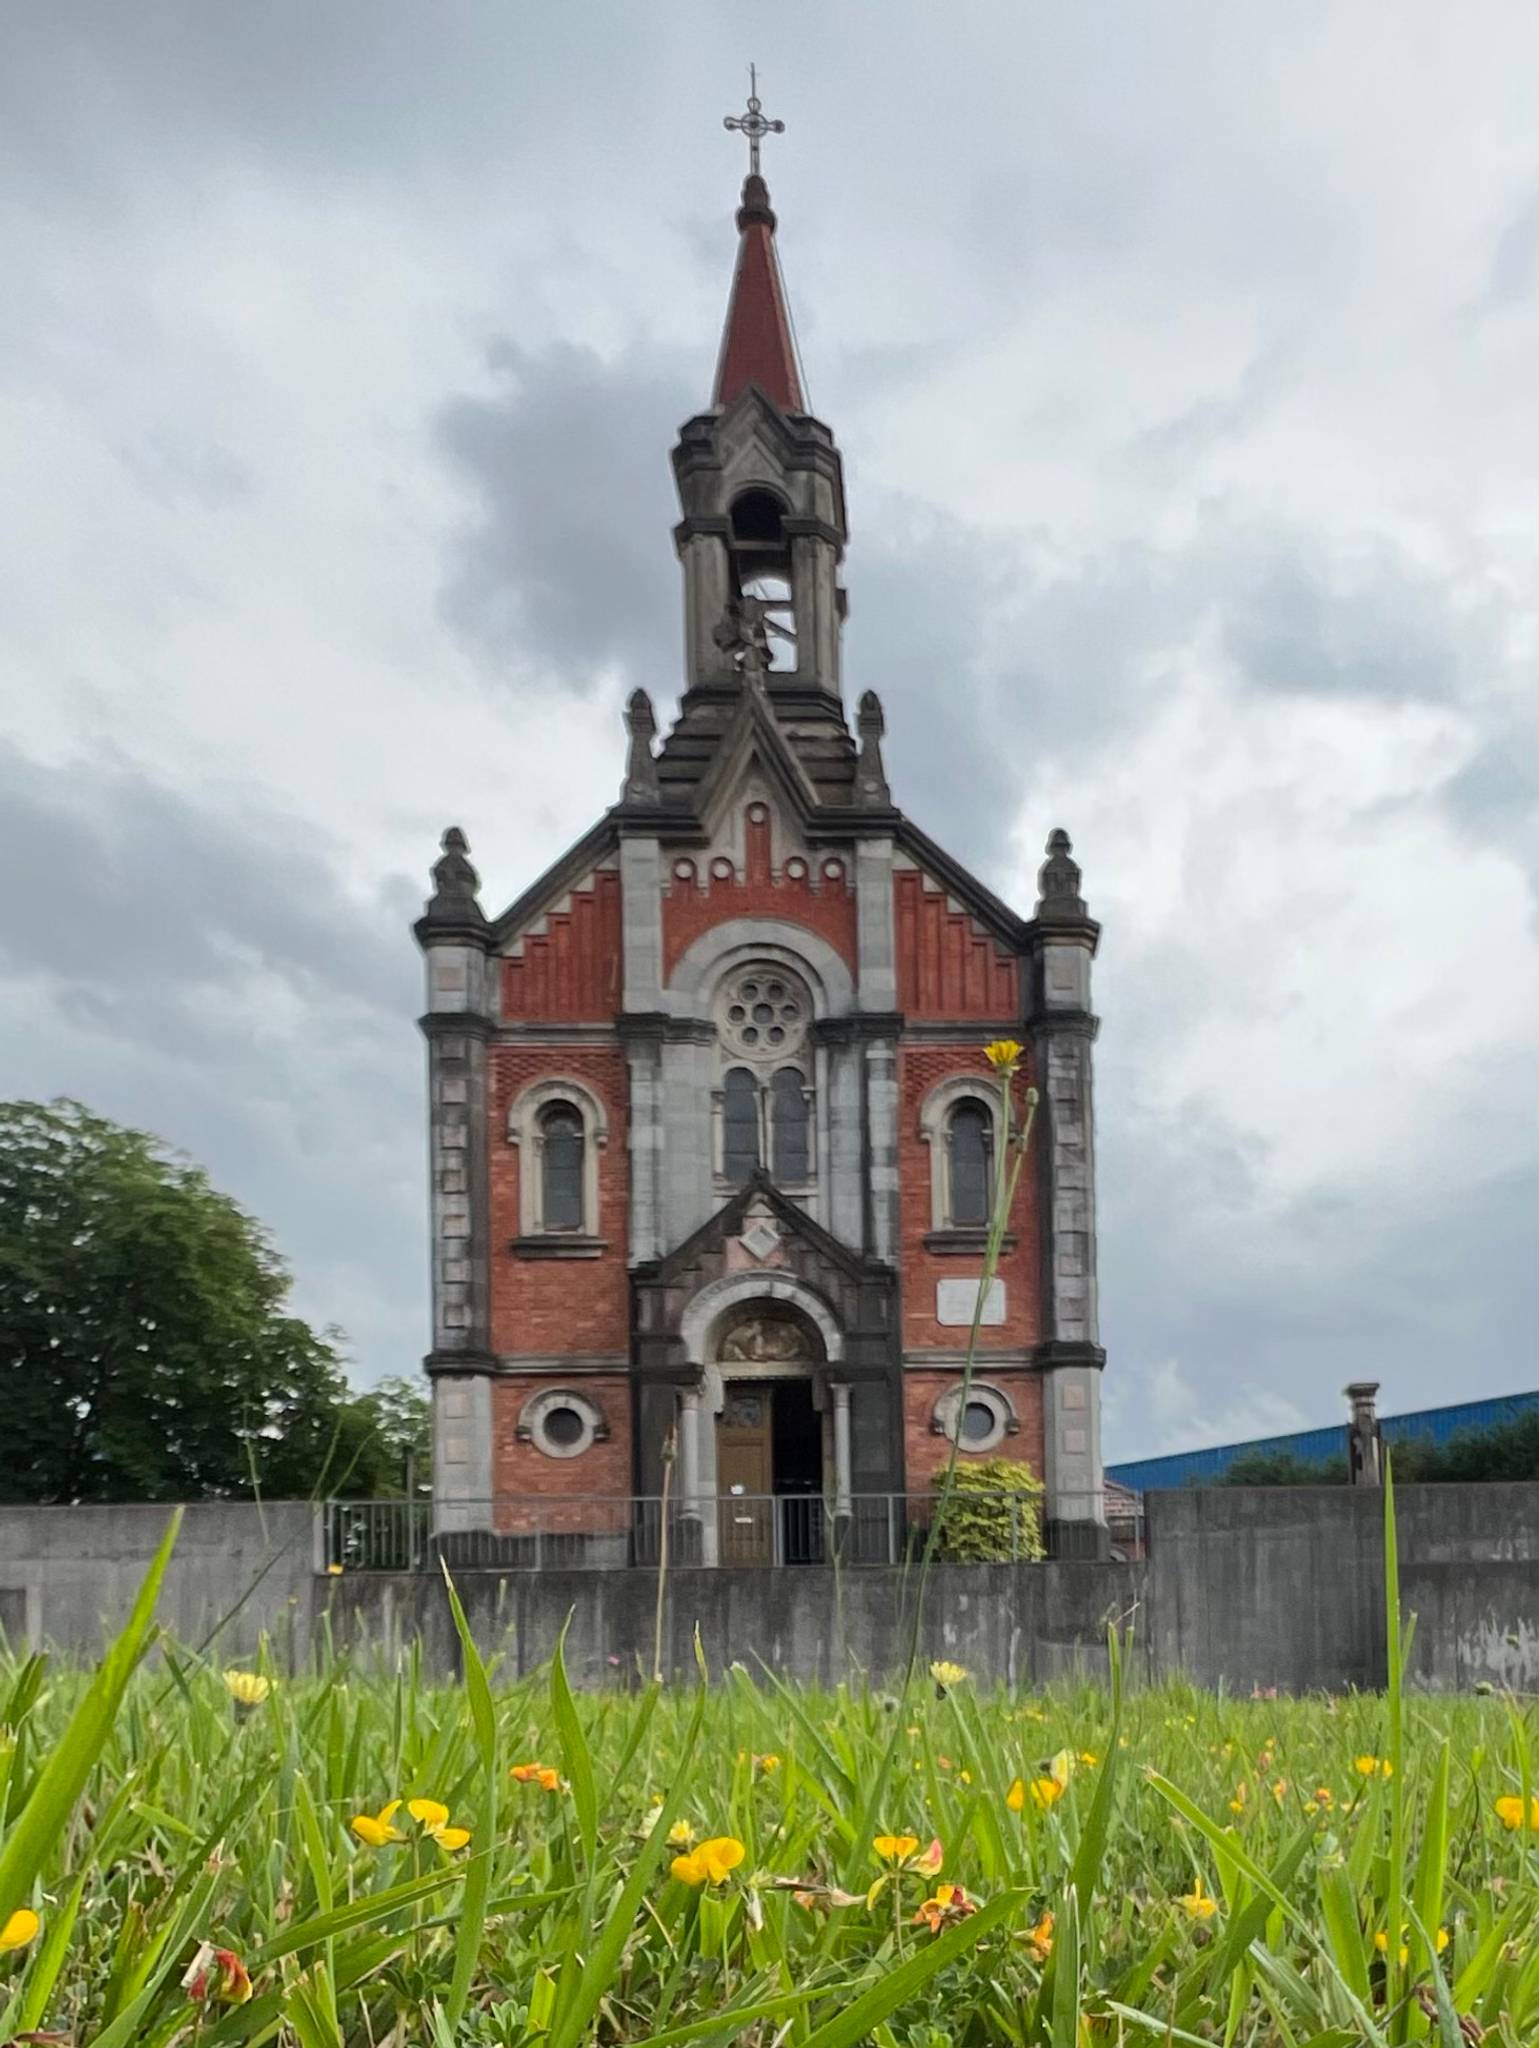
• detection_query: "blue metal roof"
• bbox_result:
[1106,1390,1539,1494]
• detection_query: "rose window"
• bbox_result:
[719,968,808,1063]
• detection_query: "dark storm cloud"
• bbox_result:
[0,745,425,1372]
[435,342,692,689]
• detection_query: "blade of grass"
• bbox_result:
[0,1507,180,1933]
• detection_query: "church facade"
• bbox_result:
[415,154,1107,1560]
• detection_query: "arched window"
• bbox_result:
[771,1066,808,1182]
[539,1103,584,1232]
[506,1077,609,1246]
[947,1099,993,1229]
[713,962,817,1194]
[722,1067,760,1185]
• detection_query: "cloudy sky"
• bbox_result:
[2,2,1535,1461]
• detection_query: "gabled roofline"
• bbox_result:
[487,816,618,947]
[892,814,1030,951]
[651,1167,886,1285]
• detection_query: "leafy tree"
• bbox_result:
[0,1098,365,1503]
[1218,1414,1539,1487]
[334,1376,433,1498]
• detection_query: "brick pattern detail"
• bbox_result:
[902,1370,1045,1492]
[894,870,1020,1019]
[490,1373,633,1529]
[502,869,622,1020]
[898,1044,1041,1351]
[662,807,857,977]
[487,1046,630,1355]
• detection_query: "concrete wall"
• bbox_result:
[320,1556,1142,1689]
[3,1487,1537,1692]
[0,1502,318,1664]
[1140,1484,1539,1693]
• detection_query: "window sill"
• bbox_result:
[510,1235,609,1260]
[923,1229,1018,1256]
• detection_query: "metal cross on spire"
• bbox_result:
[723,65,784,179]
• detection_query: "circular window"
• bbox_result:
[933,1383,1014,1453]
[960,1399,996,1445]
[543,1405,585,1448]
[521,1388,605,1460]
[716,962,811,1064]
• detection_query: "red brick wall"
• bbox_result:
[902,1370,1045,1491]
[490,1373,632,1528]
[487,1045,630,1356]
[502,869,622,1020]
[662,806,857,977]
[898,1044,1042,1352]
[894,870,1020,1019]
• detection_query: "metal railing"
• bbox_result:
[322,1490,1140,1574]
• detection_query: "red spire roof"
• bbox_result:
[712,175,805,413]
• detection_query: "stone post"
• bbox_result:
[1027,830,1108,1558]
[414,830,496,1534]
[1346,1381,1383,1486]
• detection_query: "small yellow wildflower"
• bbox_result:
[1375,1925,1449,1966]
[1079,1751,1099,1768]
[873,1833,920,1864]
[1180,1877,1218,1921]
[1006,1776,1064,1812]
[0,1908,40,1953]
[929,1660,969,1688]
[1271,1779,1289,1804]
[671,1835,745,1886]
[913,1882,976,1933]
[667,1819,696,1847]
[983,1039,1023,1075]
[406,1798,470,1850]
[350,1800,405,1848]
[1354,1755,1392,1779]
[222,1670,271,1709]
[1494,1794,1539,1831]
[755,1753,781,1773]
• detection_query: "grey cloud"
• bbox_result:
[0,745,425,1382]
[1486,187,1539,308]
[435,340,694,691]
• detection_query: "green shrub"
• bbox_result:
[928,1457,1045,1561]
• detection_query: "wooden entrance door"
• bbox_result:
[717,1385,774,1565]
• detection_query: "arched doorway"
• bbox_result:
[711,1304,825,1565]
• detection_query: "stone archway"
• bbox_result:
[678,1274,851,1565]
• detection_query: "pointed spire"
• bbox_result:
[418,825,489,940]
[621,689,661,804]
[1037,828,1088,923]
[712,173,805,412]
[854,690,891,807]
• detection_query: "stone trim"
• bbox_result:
[679,1269,845,1365]
[505,1076,610,1238]
[516,1385,611,1460]
[915,1073,1006,1233]
[510,1235,609,1260]
[493,1352,629,1374]
[931,1380,1020,1452]
[923,1228,1017,1256]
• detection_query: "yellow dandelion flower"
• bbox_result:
[222,1670,271,1708]
[983,1039,1023,1074]
[929,1660,969,1688]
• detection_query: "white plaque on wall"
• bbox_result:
[936,1278,1005,1327]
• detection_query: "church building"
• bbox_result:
[416,106,1107,1561]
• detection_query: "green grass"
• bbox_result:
[0,1491,1536,2044]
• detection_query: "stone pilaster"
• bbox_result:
[1027,830,1107,1554]
[415,828,496,1532]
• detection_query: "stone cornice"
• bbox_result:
[418,1011,496,1043]
[1027,1009,1100,1041]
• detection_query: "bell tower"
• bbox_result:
[672,82,847,701]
